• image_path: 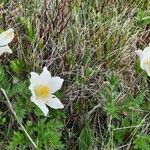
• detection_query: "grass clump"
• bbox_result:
[0,0,150,149]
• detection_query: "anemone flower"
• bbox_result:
[29,67,64,116]
[135,44,150,76]
[0,28,14,56]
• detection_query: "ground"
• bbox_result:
[0,0,150,149]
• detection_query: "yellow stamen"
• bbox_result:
[34,85,50,98]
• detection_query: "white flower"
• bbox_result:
[135,44,150,76]
[0,28,14,56]
[29,67,64,116]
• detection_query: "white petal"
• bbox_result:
[0,45,12,56]
[31,96,49,116]
[39,67,51,82]
[48,77,64,93]
[142,46,150,59]
[30,72,40,82]
[0,28,14,46]
[140,59,147,71]
[41,67,51,77]
[137,45,150,76]
[46,95,64,109]
[29,72,40,92]
[141,59,150,77]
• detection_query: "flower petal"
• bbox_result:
[0,28,14,46]
[140,59,147,71]
[141,46,150,61]
[39,67,51,82]
[30,72,40,82]
[141,58,150,77]
[31,96,49,116]
[29,72,40,92]
[41,67,51,77]
[46,95,64,109]
[48,77,64,93]
[0,45,12,56]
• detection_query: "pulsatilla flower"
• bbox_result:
[0,28,14,56]
[29,67,64,116]
[136,44,150,76]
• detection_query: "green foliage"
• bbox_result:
[84,67,94,77]
[9,119,64,149]
[66,51,75,67]
[100,72,146,119]
[134,135,150,150]
[3,0,10,5]
[25,119,64,149]
[75,75,85,86]
[79,126,92,150]
[100,73,120,118]
[0,111,6,126]
[9,59,26,75]
[98,72,148,149]
[136,10,150,26]
[20,17,35,43]
[9,131,27,149]
[0,0,150,149]
[0,66,64,149]
[0,67,5,84]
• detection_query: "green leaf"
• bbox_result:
[79,126,92,150]
[9,59,25,74]
[134,135,150,150]
[84,67,94,77]
[20,17,35,42]
[9,131,26,149]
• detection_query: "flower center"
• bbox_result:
[34,85,50,98]
[144,59,150,71]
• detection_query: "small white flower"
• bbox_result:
[0,28,14,56]
[135,44,150,76]
[29,67,64,116]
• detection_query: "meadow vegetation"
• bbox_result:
[0,0,150,149]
